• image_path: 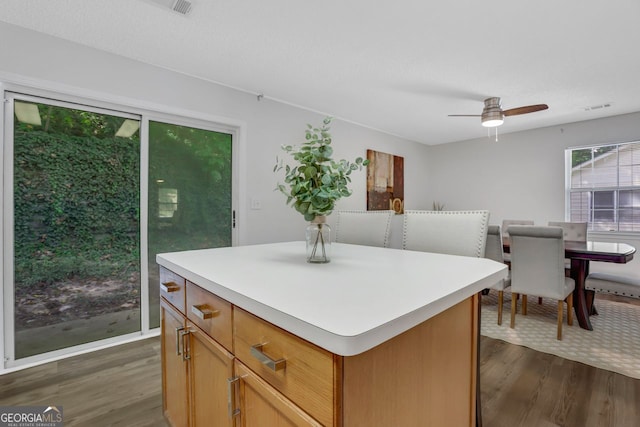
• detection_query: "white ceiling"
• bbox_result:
[1,0,639,145]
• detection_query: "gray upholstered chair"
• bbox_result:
[335,210,394,248]
[548,221,588,273]
[501,219,534,238]
[508,225,575,340]
[585,272,640,312]
[547,221,588,242]
[485,225,511,325]
[402,210,489,257]
[501,219,534,263]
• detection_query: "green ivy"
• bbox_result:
[14,131,140,288]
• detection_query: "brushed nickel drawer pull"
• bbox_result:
[251,344,286,371]
[227,377,241,420]
[161,282,180,293]
[180,329,191,361]
[175,326,185,356]
[191,304,218,320]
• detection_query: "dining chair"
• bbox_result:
[501,219,534,264]
[485,225,511,325]
[402,210,489,257]
[334,210,394,248]
[548,221,588,276]
[547,221,588,242]
[508,225,575,340]
[501,219,534,237]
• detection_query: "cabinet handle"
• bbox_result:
[180,329,191,361]
[250,344,286,371]
[161,281,180,293]
[227,377,241,420]
[175,326,185,356]
[191,304,218,320]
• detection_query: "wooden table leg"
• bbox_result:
[570,258,593,330]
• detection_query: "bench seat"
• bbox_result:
[585,272,640,299]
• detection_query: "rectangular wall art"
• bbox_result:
[366,149,404,214]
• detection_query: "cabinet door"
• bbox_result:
[189,325,234,427]
[234,361,322,427]
[161,299,190,427]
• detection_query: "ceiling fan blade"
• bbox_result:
[503,104,548,116]
[447,114,481,117]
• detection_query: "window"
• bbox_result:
[158,187,179,218]
[567,142,640,232]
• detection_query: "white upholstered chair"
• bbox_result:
[501,219,534,263]
[402,210,489,257]
[548,221,588,273]
[501,219,534,238]
[485,225,511,325]
[547,221,588,242]
[508,226,575,340]
[334,210,394,248]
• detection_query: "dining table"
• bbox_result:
[504,238,636,330]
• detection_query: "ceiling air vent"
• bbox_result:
[584,103,612,112]
[146,0,193,16]
[172,0,192,15]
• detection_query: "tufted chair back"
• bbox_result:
[502,219,534,238]
[402,210,489,258]
[335,210,394,248]
[547,221,587,242]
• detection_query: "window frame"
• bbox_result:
[566,141,640,234]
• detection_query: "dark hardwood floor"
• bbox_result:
[480,293,640,427]
[0,337,168,427]
[480,336,640,427]
[1,294,638,427]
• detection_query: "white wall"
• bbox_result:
[426,113,640,274]
[0,22,429,245]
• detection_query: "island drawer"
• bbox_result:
[159,267,185,313]
[233,308,335,427]
[186,281,233,351]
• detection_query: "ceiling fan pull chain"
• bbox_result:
[495,127,499,142]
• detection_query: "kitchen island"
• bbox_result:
[157,241,507,427]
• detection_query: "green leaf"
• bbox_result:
[274,116,366,221]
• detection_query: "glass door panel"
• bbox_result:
[11,96,141,359]
[148,121,233,328]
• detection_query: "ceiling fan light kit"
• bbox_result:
[450,96,548,129]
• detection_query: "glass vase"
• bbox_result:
[306,215,331,263]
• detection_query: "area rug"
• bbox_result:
[481,292,640,379]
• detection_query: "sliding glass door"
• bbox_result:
[7,94,141,360]
[3,90,236,367]
[147,120,233,329]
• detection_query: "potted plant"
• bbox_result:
[274,117,368,263]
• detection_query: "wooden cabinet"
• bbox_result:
[189,326,234,427]
[234,360,323,427]
[233,307,336,426]
[161,300,189,427]
[160,265,478,427]
[161,268,235,427]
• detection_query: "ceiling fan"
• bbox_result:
[448,97,548,128]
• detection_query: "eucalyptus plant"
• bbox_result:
[274,117,369,221]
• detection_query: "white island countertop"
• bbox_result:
[157,241,508,356]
